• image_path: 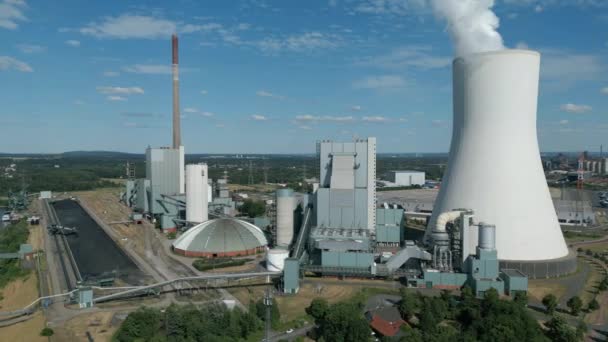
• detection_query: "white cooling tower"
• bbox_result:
[276,188,295,247]
[186,164,208,223]
[427,50,568,261]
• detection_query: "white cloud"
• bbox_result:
[253,32,341,54]
[251,114,268,121]
[200,90,208,95]
[432,119,446,127]
[601,87,608,95]
[123,64,196,74]
[201,111,214,117]
[541,49,604,84]
[399,118,408,122]
[299,125,312,130]
[560,103,592,114]
[351,105,362,111]
[559,119,569,125]
[354,0,426,15]
[123,64,171,75]
[183,107,198,113]
[96,86,144,95]
[353,75,405,89]
[107,95,127,102]
[362,116,390,123]
[103,71,120,77]
[80,14,177,39]
[256,90,285,100]
[355,46,451,70]
[515,41,529,49]
[0,55,32,72]
[65,39,80,47]
[285,32,339,51]
[534,4,543,12]
[0,0,27,30]
[16,43,44,53]
[295,115,355,123]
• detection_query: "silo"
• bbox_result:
[266,248,290,271]
[186,164,208,223]
[276,188,295,247]
[478,223,496,250]
[427,50,568,263]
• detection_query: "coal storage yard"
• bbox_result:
[52,199,145,285]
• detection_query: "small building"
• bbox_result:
[172,218,268,257]
[554,199,595,226]
[500,269,528,295]
[365,306,407,337]
[386,171,425,187]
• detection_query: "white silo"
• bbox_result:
[266,248,290,271]
[427,50,568,262]
[276,188,295,247]
[186,164,208,223]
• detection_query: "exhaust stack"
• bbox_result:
[172,34,180,149]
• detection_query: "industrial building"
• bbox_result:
[172,218,268,257]
[118,41,558,298]
[386,171,425,187]
[554,199,595,226]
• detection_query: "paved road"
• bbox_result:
[266,325,315,342]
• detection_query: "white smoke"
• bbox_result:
[430,0,505,57]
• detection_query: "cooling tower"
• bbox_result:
[427,50,569,262]
[186,164,208,223]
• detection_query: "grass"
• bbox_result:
[528,280,568,303]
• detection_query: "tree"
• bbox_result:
[318,302,370,342]
[398,289,420,321]
[566,296,583,316]
[115,307,161,342]
[307,298,329,321]
[575,320,587,340]
[599,278,608,292]
[40,327,54,337]
[513,291,528,307]
[587,298,599,311]
[542,294,558,315]
[545,316,579,342]
[240,199,266,218]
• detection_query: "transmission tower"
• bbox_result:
[263,287,273,342]
[263,159,268,184]
[248,160,254,185]
[577,152,585,226]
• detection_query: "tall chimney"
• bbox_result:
[172,34,180,149]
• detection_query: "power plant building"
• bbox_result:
[316,138,376,232]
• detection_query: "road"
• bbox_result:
[267,325,315,342]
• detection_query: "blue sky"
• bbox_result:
[0,0,607,154]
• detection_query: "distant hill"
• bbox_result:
[61,151,143,158]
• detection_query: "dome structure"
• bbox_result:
[172,218,268,257]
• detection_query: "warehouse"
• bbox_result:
[172,218,268,257]
[386,171,425,187]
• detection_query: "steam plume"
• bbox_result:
[430,0,504,56]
